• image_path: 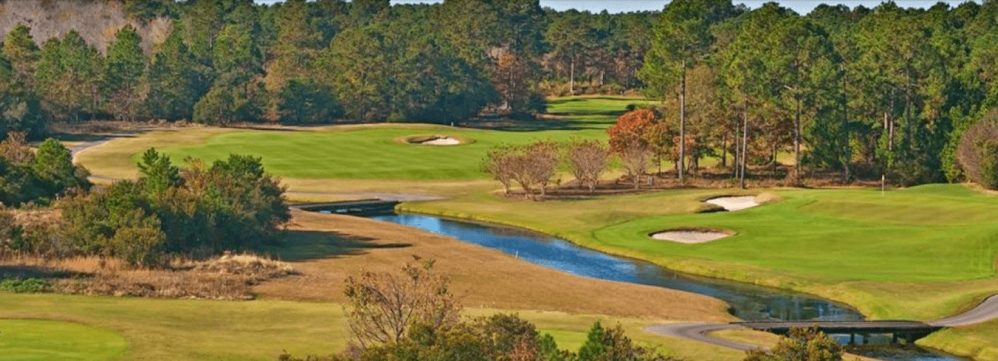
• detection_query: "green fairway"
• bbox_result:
[76,96,650,181]
[401,184,998,321]
[0,319,127,361]
[156,125,598,180]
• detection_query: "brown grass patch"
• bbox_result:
[253,209,734,322]
[0,253,296,300]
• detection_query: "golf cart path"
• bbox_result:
[929,294,998,327]
[647,294,998,351]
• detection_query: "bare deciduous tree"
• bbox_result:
[567,139,608,193]
[522,141,559,197]
[343,258,461,349]
[484,141,559,200]
[483,145,517,195]
[618,144,651,190]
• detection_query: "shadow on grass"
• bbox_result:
[267,230,411,262]
[0,265,81,279]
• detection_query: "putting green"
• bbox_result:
[0,319,127,361]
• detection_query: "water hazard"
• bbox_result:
[305,204,964,360]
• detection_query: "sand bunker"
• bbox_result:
[407,135,462,146]
[421,137,461,145]
[705,196,759,212]
[650,229,732,244]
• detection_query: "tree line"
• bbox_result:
[0,0,654,138]
[639,0,998,186]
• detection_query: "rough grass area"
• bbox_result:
[0,293,745,361]
[0,319,128,361]
[401,184,998,321]
[0,254,295,300]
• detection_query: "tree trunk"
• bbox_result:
[794,96,801,185]
[569,60,575,95]
[733,117,740,179]
[740,106,748,189]
[678,62,686,184]
[721,132,728,168]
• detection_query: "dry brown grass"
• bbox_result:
[0,253,296,300]
[253,210,734,322]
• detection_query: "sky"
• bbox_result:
[256,0,977,15]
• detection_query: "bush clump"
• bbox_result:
[0,277,51,293]
[0,133,90,206]
[57,148,289,266]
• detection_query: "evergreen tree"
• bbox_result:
[34,31,103,121]
[642,0,736,183]
[0,49,45,139]
[147,25,199,120]
[2,24,41,88]
[104,25,147,120]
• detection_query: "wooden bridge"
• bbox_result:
[295,199,400,215]
[736,320,942,345]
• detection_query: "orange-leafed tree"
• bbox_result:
[608,109,658,189]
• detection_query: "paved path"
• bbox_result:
[930,294,998,327]
[648,293,998,352]
[645,323,759,351]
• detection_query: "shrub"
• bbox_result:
[0,277,51,293]
[957,114,998,190]
[59,149,289,265]
[0,134,89,206]
[744,327,843,361]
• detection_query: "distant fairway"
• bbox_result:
[75,96,650,181]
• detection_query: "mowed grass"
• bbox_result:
[0,319,127,361]
[75,96,650,181]
[0,293,746,361]
[401,184,998,321]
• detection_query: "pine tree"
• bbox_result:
[104,25,147,120]
[34,31,103,121]
[146,25,199,120]
[2,24,40,88]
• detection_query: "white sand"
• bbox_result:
[650,230,731,244]
[705,196,759,211]
[421,137,461,145]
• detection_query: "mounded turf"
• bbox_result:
[0,319,127,361]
